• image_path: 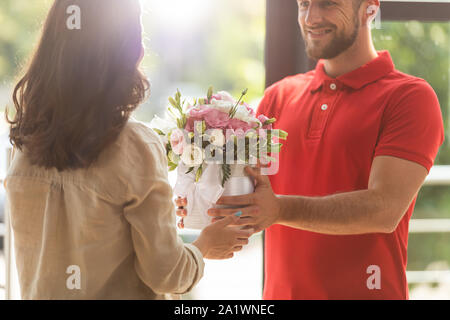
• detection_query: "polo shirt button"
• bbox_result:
[330,83,337,90]
[321,104,328,111]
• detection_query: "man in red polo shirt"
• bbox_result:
[177,0,444,299]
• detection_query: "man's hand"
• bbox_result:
[207,166,281,233]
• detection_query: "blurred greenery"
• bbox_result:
[137,0,265,122]
[373,21,450,288]
[373,22,450,226]
[0,1,449,288]
[373,22,450,165]
[0,0,51,83]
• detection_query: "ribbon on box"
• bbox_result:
[173,163,225,230]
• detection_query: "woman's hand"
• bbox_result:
[175,196,188,229]
[192,215,254,260]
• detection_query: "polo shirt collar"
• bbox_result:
[309,50,395,92]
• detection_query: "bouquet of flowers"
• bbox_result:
[150,87,287,229]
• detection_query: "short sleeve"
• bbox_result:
[374,80,445,172]
[257,83,279,119]
[257,90,271,118]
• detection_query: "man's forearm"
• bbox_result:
[276,189,399,235]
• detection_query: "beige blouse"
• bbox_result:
[4,118,204,299]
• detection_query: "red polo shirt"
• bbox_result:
[258,51,444,300]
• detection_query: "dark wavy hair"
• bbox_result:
[6,0,150,171]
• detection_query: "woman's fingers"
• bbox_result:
[177,218,184,229]
[176,208,187,217]
[208,205,259,218]
[235,217,257,226]
[175,196,187,208]
[211,216,256,228]
[216,193,255,206]
[237,228,255,238]
[225,253,234,259]
[236,238,249,246]
[232,246,243,252]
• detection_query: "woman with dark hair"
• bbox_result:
[4,0,251,299]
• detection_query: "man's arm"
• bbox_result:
[210,156,428,235]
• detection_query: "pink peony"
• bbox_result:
[186,104,257,133]
[186,105,230,132]
[170,128,186,155]
[211,91,235,103]
[227,117,256,131]
[225,129,246,141]
[243,102,256,116]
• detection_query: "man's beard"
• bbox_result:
[303,18,360,60]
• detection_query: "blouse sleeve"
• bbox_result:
[123,122,204,295]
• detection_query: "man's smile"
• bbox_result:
[307,28,334,39]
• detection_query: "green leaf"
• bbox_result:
[229,87,248,119]
[175,89,181,104]
[268,143,283,153]
[202,121,206,133]
[168,107,178,120]
[278,130,288,140]
[195,166,203,182]
[207,86,214,101]
[169,97,178,109]
[181,114,187,128]
[185,167,194,174]
[271,129,288,140]
[168,160,178,171]
[153,128,165,136]
[168,151,179,165]
[221,163,231,187]
[263,118,277,125]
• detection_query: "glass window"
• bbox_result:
[138,0,266,122]
[373,20,450,299]
[140,0,266,299]
[373,21,450,165]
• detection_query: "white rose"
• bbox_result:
[149,115,176,135]
[233,105,259,124]
[181,144,204,167]
[209,99,234,113]
[216,91,235,103]
[208,129,225,147]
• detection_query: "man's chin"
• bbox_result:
[305,44,343,60]
[306,48,329,61]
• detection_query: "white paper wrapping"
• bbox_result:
[173,163,255,230]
